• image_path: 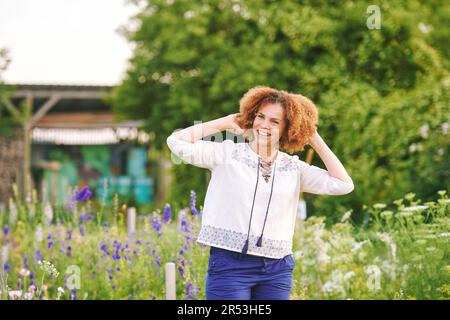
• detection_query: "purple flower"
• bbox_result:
[163,204,171,224]
[71,289,77,300]
[186,283,201,300]
[3,263,10,272]
[35,250,43,263]
[47,241,53,249]
[23,255,28,269]
[178,265,184,278]
[180,213,189,233]
[190,190,200,215]
[2,225,9,236]
[151,215,162,237]
[79,225,85,236]
[156,256,162,267]
[80,214,93,222]
[75,186,92,202]
[178,258,185,278]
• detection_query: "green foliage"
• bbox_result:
[111,0,450,221]
[0,189,448,300]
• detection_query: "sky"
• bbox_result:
[0,0,141,85]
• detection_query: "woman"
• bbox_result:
[166,86,354,300]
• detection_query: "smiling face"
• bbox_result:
[251,102,286,150]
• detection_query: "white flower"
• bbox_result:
[19,268,31,277]
[381,260,396,280]
[397,211,413,218]
[351,240,368,252]
[184,10,195,19]
[23,292,32,300]
[373,203,387,210]
[380,210,394,219]
[293,250,303,260]
[419,123,429,139]
[322,281,337,293]
[441,122,449,135]
[344,271,356,281]
[57,287,65,300]
[403,205,428,212]
[390,243,397,259]
[9,199,17,226]
[340,210,352,222]
[44,203,53,225]
[322,270,346,295]
[28,284,37,294]
[1,245,8,264]
[376,232,392,244]
[8,290,23,300]
[35,225,43,242]
[317,250,330,265]
[322,276,344,294]
[38,260,60,278]
[376,232,397,258]
[418,22,431,33]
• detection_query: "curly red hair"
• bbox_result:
[235,86,318,154]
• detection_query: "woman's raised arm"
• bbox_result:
[171,113,244,143]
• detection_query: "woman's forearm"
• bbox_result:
[171,118,227,143]
[309,132,353,184]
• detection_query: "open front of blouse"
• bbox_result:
[166,133,354,259]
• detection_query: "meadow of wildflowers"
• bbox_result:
[0,185,448,300]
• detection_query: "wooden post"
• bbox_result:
[165,262,176,300]
[22,95,33,200]
[127,207,136,236]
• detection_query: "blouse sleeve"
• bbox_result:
[297,157,355,195]
[166,133,233,171]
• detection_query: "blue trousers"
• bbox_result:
[205,246,296,300]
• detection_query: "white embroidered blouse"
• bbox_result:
[166,133,355,259]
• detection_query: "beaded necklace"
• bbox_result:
[259,151,278,183]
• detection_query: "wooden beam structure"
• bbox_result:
[2,84,113,201]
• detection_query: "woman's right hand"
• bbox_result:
[220,113,245,135]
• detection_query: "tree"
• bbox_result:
[111,0,449,222]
